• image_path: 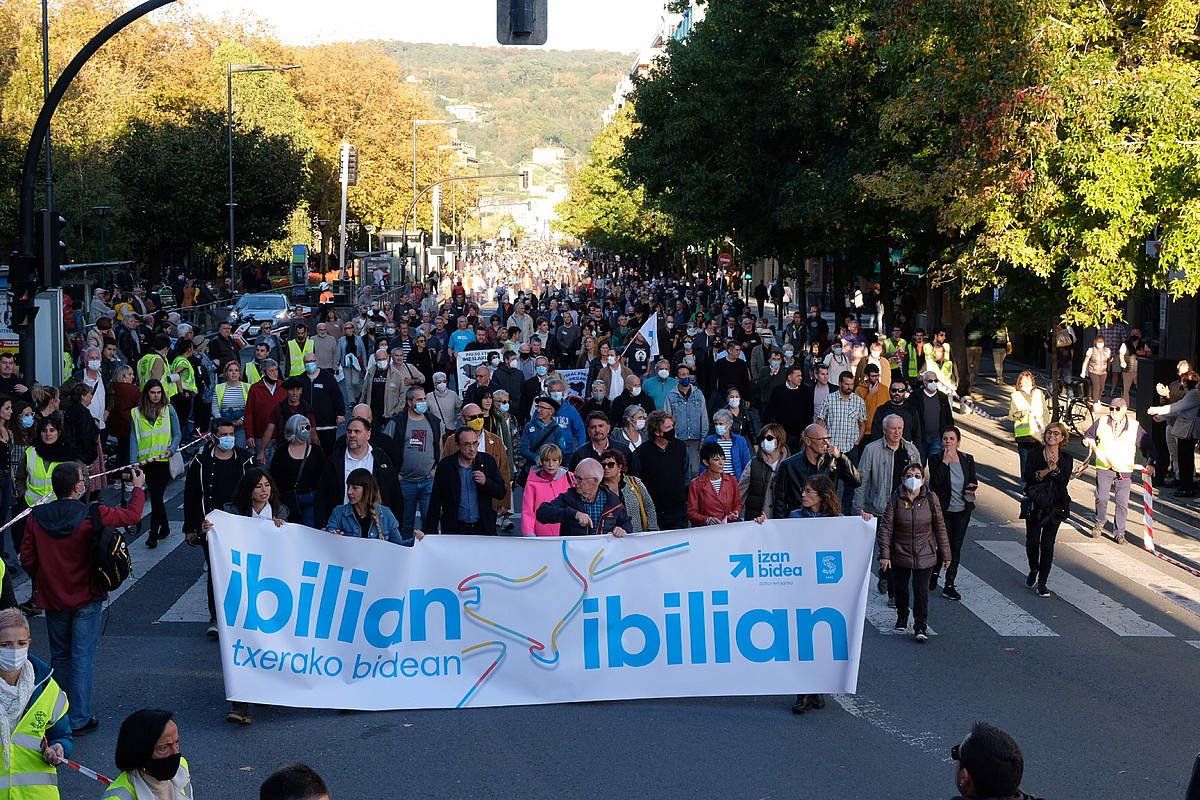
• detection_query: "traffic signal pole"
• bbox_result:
[12,0,177,383]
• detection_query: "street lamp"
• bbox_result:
[227,63,301,289]
[411,119,453,232]
[91,205,111,262]
[364,224,376,252]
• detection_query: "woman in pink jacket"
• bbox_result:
[521,444,575,536]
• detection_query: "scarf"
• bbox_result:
[0,662,35,771]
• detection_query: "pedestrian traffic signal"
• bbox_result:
[341,143,359,186]
[519,169,531,191]
[497,0,547,45]
[34,210,67,288]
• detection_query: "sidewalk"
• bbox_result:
[956,356,1200,575]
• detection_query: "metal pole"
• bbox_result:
[41,0,54,284]
[227,65,236,291]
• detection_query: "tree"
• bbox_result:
[555,106,674,256]
[111,109,306,273]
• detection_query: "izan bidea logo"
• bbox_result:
[729,550,803,580]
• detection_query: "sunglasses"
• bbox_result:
[890,388,907,394]
[465,414,485,421]
[601,461,618,469]
[762,435,776,442]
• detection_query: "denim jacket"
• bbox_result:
[325,503,411,546]
[665,386,708,441]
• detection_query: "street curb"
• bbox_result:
[1123,529,1200,576]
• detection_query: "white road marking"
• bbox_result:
[866,587,937,636]
[1068,542,1200,621]
[831,693,952,761]
[158,574,210,623]
[950,565,1057,636]
[1187,641,1200,650]
[978,540,1172,637]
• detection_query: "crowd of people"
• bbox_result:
[0,240,1193,797]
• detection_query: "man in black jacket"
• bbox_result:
[386,386,442,540]
[316,416,402,528]
[425,427,505,535]
[535,458,631,536]
[183,419,254,637]
[638,410,689,530]
[298,352,346,452]
[912,370,954,464]
[767,365,813,453]
[772,422,862,519]
[490,352,525,418]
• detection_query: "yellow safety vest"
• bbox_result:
[1012,389,1046,440]
[171,356,197,393]
[244,361,262,385]
[287,339,313,376]
[23,452,61,507]
[62,351,73,377]
[131,407,172,461]
[102,758,193,800]
[214,382,246,413]
[1094,419,1140,473]
[0,678,68,800]
[136,353,176,399]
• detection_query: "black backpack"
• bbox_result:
[87,503,133,593]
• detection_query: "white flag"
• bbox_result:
[636,312,660,358]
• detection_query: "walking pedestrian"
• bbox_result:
[520,444,574,536]
[1082,398,1156,541]
[212,359,249,449]
[873,463,951,642]
[129,380,180,548]
[1081,335,1112,401]
[928,426,977,600]
[425,427,505,535]
[1009,371,1049,480]
[269,415,324,528]
[103,708,193,800]
[0,607,72,786]
[22,461,146,733]
[1021,422,1075,597]
[638,411,690,531]
[534,457,631,536]
[386,386,441,540]
[688,442,748,526]
[790,473,840,714]
[739,423,789,521]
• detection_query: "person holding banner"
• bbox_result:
[789,473,840,714]
[876,463,951,642]
[600,449,657,533]
[688,442,746,527]
[425,427,506,535]
[534,458,630,537]
[103,708,192,800]
[520,444,574,536]
[326,468,418,545]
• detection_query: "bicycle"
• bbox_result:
[1052,376,1099,438]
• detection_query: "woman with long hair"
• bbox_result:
[29,385,59,420]
[108,364,141,467]
[269,414,324,528]
[578,335,598,369]
[741,423,790,520]
[600,448,658,533]
[1021,421,1075,597]
[408,333,435,391]
[130,380,181,548]
[326,468,416,544]
[719,386,760,444]
[14,412,73,615]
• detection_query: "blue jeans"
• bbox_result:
[294,491,316,528]
[44,600,104,729]
[400,478,433,537]
[920,434,943,465]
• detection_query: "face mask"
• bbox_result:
[305,362,318,373]
[376,359,389,370]
[662,428,676,441]
[435,382,447,393]
[489,357,500,367]
[0,646,28,672]
[679,377,692,388]
[500,402,510,414]
[630,387,642,397]
[19,416,33,430]
[550,391,564,403]
[507,359,517,368]
[593,390,605,400]
[385,327,396,335]
[666,322,674,330]
[761,438,777,454]
[536,365,548,377]
[467,417,485,431]
[145,753,182,782]
[607,355,617,366]
[728,397,741,408]
[296,427,312,444]
[414,401,429,414]
[684,342,693,350]
[784,349,795,358]
[657,369,670,380]
[217,435,235,452]
[715,424,728,436]
[770,359,782,368]
[87,359,101,370]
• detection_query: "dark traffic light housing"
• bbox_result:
[34,208,67,288]
[497,0,547,45]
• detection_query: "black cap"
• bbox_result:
[534,395,560,412]
[284,376,306,390]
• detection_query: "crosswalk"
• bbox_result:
[862,539,1200,644]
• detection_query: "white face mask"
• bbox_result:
[630,386,642,397]
[634,418,646,430]
[435,382,448,393]
[728,397,741,408]
[903,476,923,493]
[607,355,617,366]
[657,369,670,380]
[87,359,101,371]
[760,438,777,454]
[715,424,728,436]
[0,646,28,672]
[376,359,389,370]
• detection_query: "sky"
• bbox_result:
[187,0,666,53]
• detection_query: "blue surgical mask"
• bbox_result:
[550,391,564,403]
[536,365,548,377]
[414,400,429,414]
[679,377,692,388]
[19,416,33,430]
[500,402,510,414]
[217,435,235,451]
[305,362,318,373]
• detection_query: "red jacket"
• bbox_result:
[243,380,286,440]
[21,489,145,610]
[686,474,742,526]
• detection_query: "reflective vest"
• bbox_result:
[244,361,263,385]
[904,342,923,377]
[131,407,171,461]
[1012,389,1047,440]
[61,351,73,378]
[214,382,246,413]
[23,452,61,507]
[170,356,197,394]
[0,678,68,800]
[287,339,314,376]
[1094,418,1139,473]
[136,353,176,399]
[102,758,193,800]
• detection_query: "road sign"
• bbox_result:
[717,252,734,268]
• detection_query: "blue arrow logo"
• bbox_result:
[729,553,753,579]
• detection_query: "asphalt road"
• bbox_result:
[22,390,1200,800]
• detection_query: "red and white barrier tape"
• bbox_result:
[62,758,112,786]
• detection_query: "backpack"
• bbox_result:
[88,503,133,593]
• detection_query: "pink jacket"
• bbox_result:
[521,467,575,536]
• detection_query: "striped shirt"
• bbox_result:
[717,438,734,474]
[213,382,247,419]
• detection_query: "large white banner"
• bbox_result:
[208,512,873,710]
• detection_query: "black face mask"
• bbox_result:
[662,429,676,441]
[145,753,181,782]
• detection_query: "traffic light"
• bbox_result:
[7,251,40,332]
[519,169,530,191]
[34,209,67,288]
[341,143,359,186]
[497,0,547,45]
